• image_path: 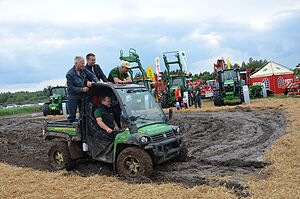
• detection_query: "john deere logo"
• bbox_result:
[163,133,167,138]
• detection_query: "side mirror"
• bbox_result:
[120,113,128,128]
[168,108,173,121]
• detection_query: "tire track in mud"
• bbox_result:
[0,110,286,195]
[154,109,286,192]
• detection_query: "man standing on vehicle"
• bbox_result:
[66,56,99,123]
[85,53,108,82]
[94,96,120,141]
[108,61,132,84]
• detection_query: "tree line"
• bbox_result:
[0,89,49,105]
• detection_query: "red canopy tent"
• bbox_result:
[250,61,294,94]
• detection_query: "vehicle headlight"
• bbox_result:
[176,127,180,134]
[140,136,150,143]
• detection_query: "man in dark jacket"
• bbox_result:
[85,53,108,82]
[94,95,119,141]
[66,56,99,123]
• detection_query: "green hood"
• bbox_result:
[138,123,172,136]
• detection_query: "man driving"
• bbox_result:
[94,95,119,141]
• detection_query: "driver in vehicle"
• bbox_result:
[94,95,120,141]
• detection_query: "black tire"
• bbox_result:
[117,146,153,178]
[175,142,188,162]
[48,142,74,171]
[42,104,49,116]
[213,90,223,106]
[161,94,169,108]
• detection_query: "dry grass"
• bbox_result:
[0,164,235,199]
[1,97,300,198]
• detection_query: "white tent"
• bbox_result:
[250,61,293,78]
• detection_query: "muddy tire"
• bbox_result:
[117,146,153,178]
[161,94,169,108]
[48,142,74,171]
[213,90,223,106]
[43,104,49,116]
[175,143,188,162]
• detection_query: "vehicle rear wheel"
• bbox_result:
[117,147,153,178]
[43,104,49,116]
[48,142,74,171]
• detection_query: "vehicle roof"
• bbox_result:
[92,82,146,89]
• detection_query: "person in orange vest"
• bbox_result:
[175,86,182,110]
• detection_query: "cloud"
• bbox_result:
[0,0,300,92]
[185,29,222,49]
[0,78,66,93]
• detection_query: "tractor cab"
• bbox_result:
[50,86,68,100]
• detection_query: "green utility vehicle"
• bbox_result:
[43,86,68,116]
[161,51,190,108]
[213,69,244,106]
[42,83,187,178]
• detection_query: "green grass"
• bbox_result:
[0,105,41,117]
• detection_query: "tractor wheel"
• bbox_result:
[213,90,223,106]
[161,94,169,108]
[175,142,188,162]
[117,146,153,179]
[42,104,49,116]
[48,142,74,171]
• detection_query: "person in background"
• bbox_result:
[183,95,188,109]
[66,56,98,123]
[108,61,132,84]
[175,86,182,110]
[194,83,202,108]
[85,53,108,82]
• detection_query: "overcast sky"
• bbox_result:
[0,0,299,92]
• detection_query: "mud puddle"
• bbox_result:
[0,110,286,196]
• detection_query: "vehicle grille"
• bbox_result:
[225,85,234,92]
[150,131,175,142]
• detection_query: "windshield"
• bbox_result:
[223,70,237,81]
[172,78,184,87]
[116,88,166,126]
[51,87,67,97]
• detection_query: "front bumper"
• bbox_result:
[145,135,182,164]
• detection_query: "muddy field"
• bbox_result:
[0,109,286,194]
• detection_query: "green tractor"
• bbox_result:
[119,48,152,90]
[161,51,190,108]
[42,86,68,116]
[213,69,244,106]
[42,83,187,178]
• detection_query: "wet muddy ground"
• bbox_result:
[0,109,286,196]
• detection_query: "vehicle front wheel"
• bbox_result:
[175,142,188,162]
[117,147,153,178]
[43,104,49,116]
[48,142,74,171]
